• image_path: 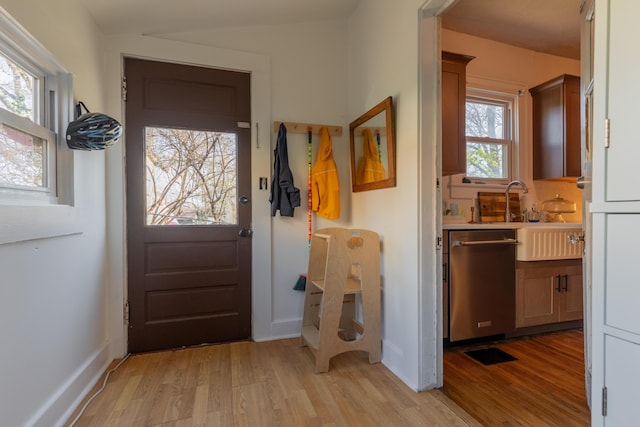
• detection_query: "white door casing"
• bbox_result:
[579,0,595,408]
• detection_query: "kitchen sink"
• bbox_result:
[516,226,583,261]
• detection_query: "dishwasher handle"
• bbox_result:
[452,238,518,247]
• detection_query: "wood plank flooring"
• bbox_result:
[443,329,590,426]
[67,339,477,426]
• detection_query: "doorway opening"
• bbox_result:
[424,0,590,420]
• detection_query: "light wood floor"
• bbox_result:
[67,339,477,426]
[443,329,590,426]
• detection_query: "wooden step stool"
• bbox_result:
[300,228,381,373]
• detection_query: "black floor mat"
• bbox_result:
[464,347,517,365]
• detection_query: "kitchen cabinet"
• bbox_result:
[530,74,581,180]
[601,18,640,201]
[515,259,583,328]
[442,51,474,176]
[591,1,640,422]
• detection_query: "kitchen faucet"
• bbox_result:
[505,179,528,222]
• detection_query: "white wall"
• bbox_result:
[441,29,583,223]
[0,1,111,426]
[347,0,432,390]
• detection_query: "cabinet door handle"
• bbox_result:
[562,274,568,292]
[556,275,562,292]
[452,238,518,247]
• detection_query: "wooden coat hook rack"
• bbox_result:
[273,121,343,137]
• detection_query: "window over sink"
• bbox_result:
[465,88,516,183]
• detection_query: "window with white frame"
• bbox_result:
[465,89,515,182]
[0,9,73,205]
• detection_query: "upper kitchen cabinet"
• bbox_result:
[530,74,581,180]
[442,51,474,176]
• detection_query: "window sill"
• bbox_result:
[444,176,522,200]
[0,204,83,245]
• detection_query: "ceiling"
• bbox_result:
[80,0,581,59]
[80,0,359,35]
[441,0,582,59]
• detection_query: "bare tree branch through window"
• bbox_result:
[145,127,238,226]
[0,52,44,189]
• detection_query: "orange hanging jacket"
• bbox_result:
[356,128,386,184]
[311,126,340,219]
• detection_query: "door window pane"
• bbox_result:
[0,124,45,188]
[145,127,238,226]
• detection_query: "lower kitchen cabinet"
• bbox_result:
[515,259,583,328]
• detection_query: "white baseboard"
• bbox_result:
[253,318,302,342]
[270,318,302,339]
[381,339,421,392]
[26,342,112,427]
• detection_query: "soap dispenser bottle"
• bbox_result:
[528,205,540,223]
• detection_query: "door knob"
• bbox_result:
[238,228,253,237]
[239,196,250,205]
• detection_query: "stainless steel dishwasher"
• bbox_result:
[448,229,517,342]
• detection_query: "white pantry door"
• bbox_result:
[591,0,640,424]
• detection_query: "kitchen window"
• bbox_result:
[465,89,515,182]
[0,9,73,205]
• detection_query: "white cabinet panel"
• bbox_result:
[604,335,640,426]
[605,215,640,336]
[606,1,640,201]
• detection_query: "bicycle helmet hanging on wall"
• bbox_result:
[66,101,122,150]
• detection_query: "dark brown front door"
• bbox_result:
[125,58,252,353]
